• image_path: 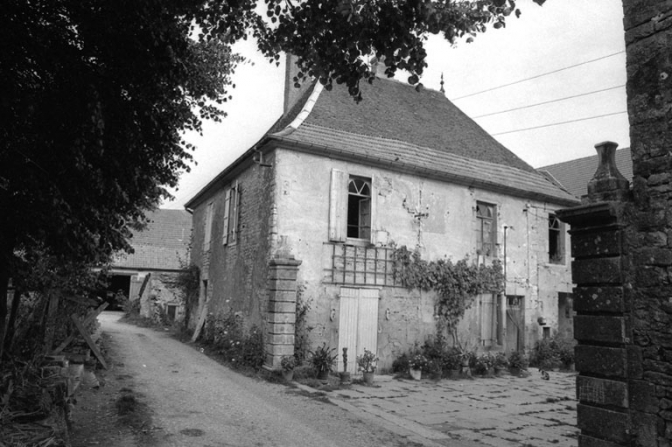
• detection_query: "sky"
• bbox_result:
[163,0,628,209]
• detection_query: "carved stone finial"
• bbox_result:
[586,141,630,203]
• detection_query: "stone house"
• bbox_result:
[184,61,580,371]
[109,209,192,322]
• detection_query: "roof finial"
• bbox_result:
[440,73,445,93]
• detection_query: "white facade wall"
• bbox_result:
[271,148,573,370]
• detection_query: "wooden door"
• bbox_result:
[506,295,524,351]
[337,287,379,373]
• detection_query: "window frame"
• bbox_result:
[476,201,497,257]
[548,213,565,264]
[346,175,372,242]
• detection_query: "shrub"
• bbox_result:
[529,333,575,370]
[392,352,411,373]
[508,350,529,370]
[203,313,265,370]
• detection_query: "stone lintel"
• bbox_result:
[577,376,628,408]
[577,404,630,444]
[573,258,623,285]
[574,315,628,344]
[574,287,625,313]
[575,346,627,378]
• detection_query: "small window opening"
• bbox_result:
[347,177,371,240]
[549,214,564,264]
[476,202,496,256]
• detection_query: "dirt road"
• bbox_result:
[70,312,414,447]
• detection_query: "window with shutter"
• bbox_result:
[222,180,240,246]
[203,202,214,250]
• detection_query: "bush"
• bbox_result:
[203,313,265,370]
[508,350,529,370]
[392,352,410,373]
[529,333,575,370]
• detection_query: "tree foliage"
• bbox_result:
[1,0,543,358]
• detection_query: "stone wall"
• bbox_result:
[623,0,672,445]
[188,155,276,331]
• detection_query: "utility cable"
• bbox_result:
[451,51,625,101]
[491,111,627,136]
[472,85,625,119]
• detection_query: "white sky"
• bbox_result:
[163,0,628,209]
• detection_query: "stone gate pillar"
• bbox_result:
[557,141,647,447]
[265,255,302,370]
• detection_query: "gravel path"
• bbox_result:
[72,312,414,447]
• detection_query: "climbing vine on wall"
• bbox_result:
[392,246,505,339]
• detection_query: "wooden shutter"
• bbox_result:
[357,288,379,360]
[337,288,359,373]
[329,169,348,242]
[222,187,231,245]
[203,202,213,250]
[230,180,240,244]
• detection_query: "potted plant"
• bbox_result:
[357,349,379,385]
[558,344,575,371]
[428,358,443,381]
[508,350,529,376]
[476,353,496,377]
[409,354,427,380]
[444,348,462,379]
[494,352,509,376]
[280,356,296,381]
[310,343,338,382]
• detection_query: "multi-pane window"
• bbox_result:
[347,176,371,240]
[329,169,374,244]
[476,202,496,256]
[222,180,240,246]
[548,214,564,264]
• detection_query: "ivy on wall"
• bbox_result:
[392,246,505,339]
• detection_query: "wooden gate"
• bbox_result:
[337,288,379,373]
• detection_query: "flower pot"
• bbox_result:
[317,369,330,383]
[447,369,460,379]
[509,366,521,376]
[486,367,495,377]
[363,371,375,385]
[409,368,422,381]
[340,371,351,385]
[282,370,294,381]
[494,367,504,377]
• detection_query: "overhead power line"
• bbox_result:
[491,111,628,136]
[472,85,626,119]
[451,51,626,101]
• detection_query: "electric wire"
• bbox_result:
[472,85,625,119]
[451,51,625,101]
[491,111,627,136]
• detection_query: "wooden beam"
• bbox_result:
[52,302,108,355]
[71,313,107,369]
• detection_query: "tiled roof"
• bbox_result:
[268,79,578,206]
[113,209,191,271]
[538,148,633,199]
[186,77,580,208]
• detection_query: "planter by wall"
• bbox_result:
[409,368,422,380]
[363,371,375,385]
[282,370,294,381]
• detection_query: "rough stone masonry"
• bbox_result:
[559,2,672,446]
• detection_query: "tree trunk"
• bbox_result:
[3,288,22,355]
[0,256,10,364]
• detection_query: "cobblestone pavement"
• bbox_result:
[326,370,579,447]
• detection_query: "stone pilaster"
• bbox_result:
[557,142,634,447]
[264,256,302,369]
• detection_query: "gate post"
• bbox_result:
[265,254,302,370]
[557,142,636,447]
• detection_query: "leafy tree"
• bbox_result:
[1,0,543,356]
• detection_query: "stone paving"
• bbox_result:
[328,370,579,447]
